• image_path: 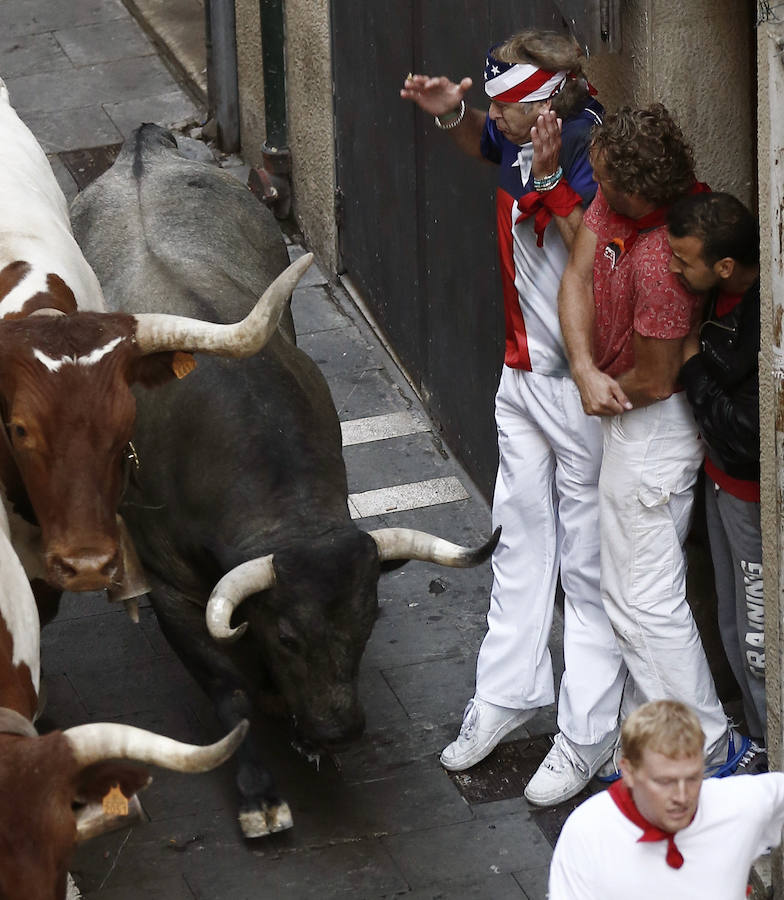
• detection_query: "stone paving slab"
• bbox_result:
[0,0,128,38]
[292,283,350,334]
[6,56,178,113]
[40,608,158,671]
[95,876,196,900]
[102,89,200,135]
[404,874,529,900]
[55,17,155,66]
[0,31,72,76]
[364,607,473,671]
[24,105,122,153]
[514,864,551,900]
[381,813,551,889]
[383,655,492,725]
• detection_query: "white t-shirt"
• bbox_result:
[549,775,784,899]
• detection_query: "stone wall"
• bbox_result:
[585,0,755,205]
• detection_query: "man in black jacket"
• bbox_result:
[667,193,765,770]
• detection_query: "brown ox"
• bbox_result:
[0,77,311,598]
[0,502,247,900]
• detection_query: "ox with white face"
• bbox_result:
[0,481,248,900]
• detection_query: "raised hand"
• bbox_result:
[531,110,562,180]
[400,74,472,118]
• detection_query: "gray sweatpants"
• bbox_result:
[705,478,765,740]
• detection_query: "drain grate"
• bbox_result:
[529,789,596,847]
[447,734,553,804]
[447,733,604,847]
[59,143,123,190]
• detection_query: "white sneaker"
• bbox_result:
[440,697,534,771]
[524,732,615,806]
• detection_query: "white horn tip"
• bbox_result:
[210,617,249,644]
[232,719,250,743]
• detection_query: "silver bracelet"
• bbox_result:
[435,100,466,130]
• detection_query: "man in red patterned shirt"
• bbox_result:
[558,105,748,776]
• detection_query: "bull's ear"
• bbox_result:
[131,351,196,388]
[74,761,151,805]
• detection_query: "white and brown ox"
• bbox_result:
[0,498,247,900]
[0,78,311,612]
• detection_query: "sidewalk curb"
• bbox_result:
[121,0,207,107]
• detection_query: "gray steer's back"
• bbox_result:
[72,125,291,324]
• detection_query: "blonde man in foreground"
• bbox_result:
[549,700,782,899]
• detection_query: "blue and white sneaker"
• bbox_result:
[732,741,768,776]
[705,730,751,778]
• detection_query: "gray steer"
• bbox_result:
[71,125,498,838]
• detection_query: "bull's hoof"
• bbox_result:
[239,801,294,838]
[265,800,293,832]
[239,809,269,838]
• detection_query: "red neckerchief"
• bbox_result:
[609,780,687,869]
[715,291,743,317]
[611,181,712,257]
[515,179,583,247]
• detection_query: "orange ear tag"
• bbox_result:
[172,351,197,380]
[102,784,130,817]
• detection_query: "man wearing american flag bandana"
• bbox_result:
[401,30,625,807]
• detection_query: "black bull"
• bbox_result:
[71,125,498,838]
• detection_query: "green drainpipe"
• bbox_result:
[260,0,288,151]
[250,0,291,218]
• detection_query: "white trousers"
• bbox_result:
[598,393,728,754]
[475,367,625,745]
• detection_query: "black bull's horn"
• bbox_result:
[205,527,501,644]
[133,253,313,356]
[63,720,249,772]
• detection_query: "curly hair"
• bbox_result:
[590,104,696,205]
[494,29,590,119]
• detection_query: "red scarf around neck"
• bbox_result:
[609,780,687,869]
[617,181,711,255]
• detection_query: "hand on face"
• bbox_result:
[400,74,472,117]
[531,110,562,179]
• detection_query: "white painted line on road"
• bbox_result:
[341,410,429,446]
[349,476,469,519]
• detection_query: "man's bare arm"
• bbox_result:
[559,222,632,415]
[550,207,584,249]
[615,332,686,408]
[400,75,485,159]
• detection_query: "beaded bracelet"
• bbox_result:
[533,166,563,192]
[435,100,466,130]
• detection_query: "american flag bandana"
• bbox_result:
[483,47,567,104]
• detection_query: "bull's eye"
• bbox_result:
[278,624,301,654]
[279,634,300,653]
[10,423,26,440]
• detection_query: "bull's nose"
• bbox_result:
[47,548,121,591]
[308,707,366,747]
